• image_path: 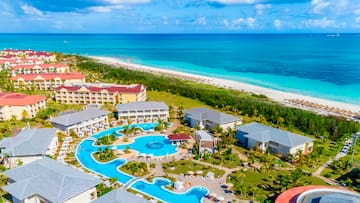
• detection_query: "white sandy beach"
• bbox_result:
[91,56,360,115]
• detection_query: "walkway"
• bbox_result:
[122,177,143,189]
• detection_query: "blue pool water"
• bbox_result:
[76,123,208,203]
[132,178,209,203]
[116,136,177,156]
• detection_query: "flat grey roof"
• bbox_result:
[2,158,101,203]
[195,130,214,141]
[116,101,168,112]
[92,188,151,203]
[0,128,57,157]
[185,107,240,125]
[236,122,313,148]
[49,108,109,126]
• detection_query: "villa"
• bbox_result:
[185,107,242,131]
[11,72,85,90]
[10,63,69,76]
[92,188,151,203]
[116,101,169,123]
[0,128,58,168]
[0,92,46,121]
[195,130,216,154]
[49,108,110,136]
[2,158,101,203]
[235,122,313,156]
[55,83,147,105]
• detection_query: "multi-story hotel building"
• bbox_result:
[10,63,69,76]
[0,59,43,69]
[11,72,85,90]
[116,101,169,123]
[0,49,56,62]
[49,108,110,136]
[54,83,146,105]
[0,92,46,121]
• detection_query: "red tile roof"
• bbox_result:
[168,134,191,141]
[11,63,68,70]
[11,72,85,81]
[55,84,144,93]
[0,59,42,65]
[0,92,46,106]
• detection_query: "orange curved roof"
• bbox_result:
[275,186,336,203]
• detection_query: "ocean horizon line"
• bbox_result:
[0,33,360,35]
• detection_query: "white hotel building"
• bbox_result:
[116,101,169,123]
[49,108,109,136]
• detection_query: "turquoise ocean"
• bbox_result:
[0,34,359,105]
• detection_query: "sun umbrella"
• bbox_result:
[217,196,225,201]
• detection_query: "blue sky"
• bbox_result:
[1,0,359,33]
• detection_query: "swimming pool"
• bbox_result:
[116,135,177,156]
[75,123,208,203]
[131,178,209,203]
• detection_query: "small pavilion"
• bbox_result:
[168,134,191,145]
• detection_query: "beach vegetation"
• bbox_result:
[75,59,359,143]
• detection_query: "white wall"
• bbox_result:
[46,136,59,156]
[64,187,97,203]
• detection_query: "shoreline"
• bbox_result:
[90,56,360,117]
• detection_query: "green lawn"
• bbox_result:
[147,91,210,109]
[163,160,225,178]
[229,169,327,202]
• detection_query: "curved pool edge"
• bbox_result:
[74,123,209,203]
[130,177,209,203]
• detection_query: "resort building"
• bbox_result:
[0,128,58,168]
[116,101,168,123]
[49,108,110,136]
[92,188,151,203]
[11,72,85,90]
[10,63,69,76]
[185,107,242,131]
[195,130,216,154]
[235,122,313,156]
[0,92,46,121]
[2,158,101,203]
[276,186,360,203]
[1,49,56,62]
[168,134,191,145]
[54,83,146,105]
[0,59,43,69]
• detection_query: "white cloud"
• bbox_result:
[311,0,330,14]
[21,4,44,16]
[224,17,256,30]
[89,5,124,12]
[104,0,151,4]
[273,19,281,29]
[303,17,337,28]
[196,17,207,25]
[208,0,258,4]
[356,17,360,24]
[255,4,271,15]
